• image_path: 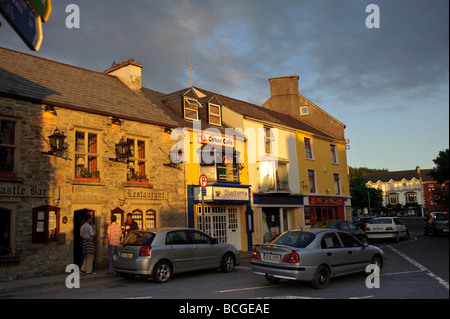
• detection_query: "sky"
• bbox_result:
[1,0,448,171]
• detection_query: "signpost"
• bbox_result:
[28,0,52,22]
[199,174,208,232]
[0,0,50,51]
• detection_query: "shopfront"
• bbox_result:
[188,184,252,251]
[304,195,347,226]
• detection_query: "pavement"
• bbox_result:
[0,250,253,296]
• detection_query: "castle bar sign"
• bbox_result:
[0,182,48,197]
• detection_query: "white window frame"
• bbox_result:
[208,103,221,126]
[184,97,201,121]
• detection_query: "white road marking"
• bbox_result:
[124,296,153,299]
[388,245,449,290]
[217,285,274,293]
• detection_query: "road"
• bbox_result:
[2,227,448,302]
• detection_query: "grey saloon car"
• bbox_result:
[113,228,240,283]
[251,229,384,289]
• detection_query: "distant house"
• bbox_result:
[365,166,445,216]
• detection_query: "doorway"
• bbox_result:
[74,209,95,268]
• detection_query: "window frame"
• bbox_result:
[304,137,313,160]
[308,169,316,193]
[0,118,17,175]
[334,173,341,195]
[32,205,60,243]
[184,97,201,121]
[330,144,339,164]
[126,137,147,181]
[208,103,222,126]
[75,130,100,179]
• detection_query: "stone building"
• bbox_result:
[0,47,186,281]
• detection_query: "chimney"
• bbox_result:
[269,75,299,97]
[104,59,143,90]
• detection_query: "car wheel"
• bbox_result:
[220,253,235,273]
[311,265,330,289]
[404,230,409,240]
[153,261,172,283]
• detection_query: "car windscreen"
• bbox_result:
[370,218,392,224]
[121,231,155,246]
[269,231,315,248]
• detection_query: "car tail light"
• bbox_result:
[364,227,371,232]
[139,245,151,256]
[252,247,261,259]
[282,251,300,263]
[385,227,393,231]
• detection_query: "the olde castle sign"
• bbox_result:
[0,182,48,197]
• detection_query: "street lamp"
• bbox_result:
[43,128,66,155]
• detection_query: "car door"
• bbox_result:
[320,232,349,276]
[337,232,370,273]
[394,218,406,237]
[188,230,220,269]
[165,230,195,272]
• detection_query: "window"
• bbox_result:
[334,173,341,195]
[166,230,190,245]
[200,147,239,183]
[188,230,213,244]
[0,119,16,174]
[330,144,338,164]
[75,131,99,178]
[338,232,362,247]
[388,193,399,204]
[184,98,201,121]
[265,127,275,155]
[300,106,309,115]
[32,205,60,243]
[406,193,417,203]
[308,170,316,193]
[132,209,143,229]
[127,138,147,181]
[209,103,221,126]
[145,210,156,229]
[0,208,11,255]
[260,161,289,191]
[304,137,313,159]
[321,233,342,249]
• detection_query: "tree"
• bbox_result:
[350,176,383,214]
[428,149,449,184]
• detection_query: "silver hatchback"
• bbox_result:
[113,228,240,283]
[251,229,384,289]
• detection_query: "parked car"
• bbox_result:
[313,220,368,243]
[251,229,384,289]
[113,228,240,283]
[424,212,449,236]
[364,217,409,242]
[354,216,374,230]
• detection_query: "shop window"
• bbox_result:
[0,208,11,255]
[132,209,143,229]
[127,138,147,181]
[32,205,60,243]
[209,103,221,126]
[111,207,124,227]
[0,119,16,176]
[200,147,239,183]
[146,210,156,229]
[75,131,99,179]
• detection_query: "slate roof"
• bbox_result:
[0,47,182,127]
[365,169,436,183]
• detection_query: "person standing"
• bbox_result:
[122,213,139,238]
[80,214,96,275]
[107,215,122,274]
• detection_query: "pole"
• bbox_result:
[201,191,205,232]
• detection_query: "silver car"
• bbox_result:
[251,229,384,289]
[113,228,240,283]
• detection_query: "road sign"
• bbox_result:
[199,174,208,188]
[0,0,43,51]
[201,188,207,196]
[28,0,52,22]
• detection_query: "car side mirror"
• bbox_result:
[212,238,218,244]
[363,241,369,248]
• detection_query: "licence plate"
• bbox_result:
[264,253,281,261]
[121,252,133,258]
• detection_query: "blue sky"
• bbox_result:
[1,0,448,171]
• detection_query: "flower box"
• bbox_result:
[0,171,15,178]
[76,176,100,182]
[129,179,149,185]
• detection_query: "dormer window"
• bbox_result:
[208,103,221,126]
[300,106,309,115]
[184,98,201,121]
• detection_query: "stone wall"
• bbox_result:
[0,97,186,281]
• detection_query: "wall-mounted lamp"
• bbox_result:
[108,137,130,163]
[44,105,57,116]
[111,117,122,126]
[42,128,66,156]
